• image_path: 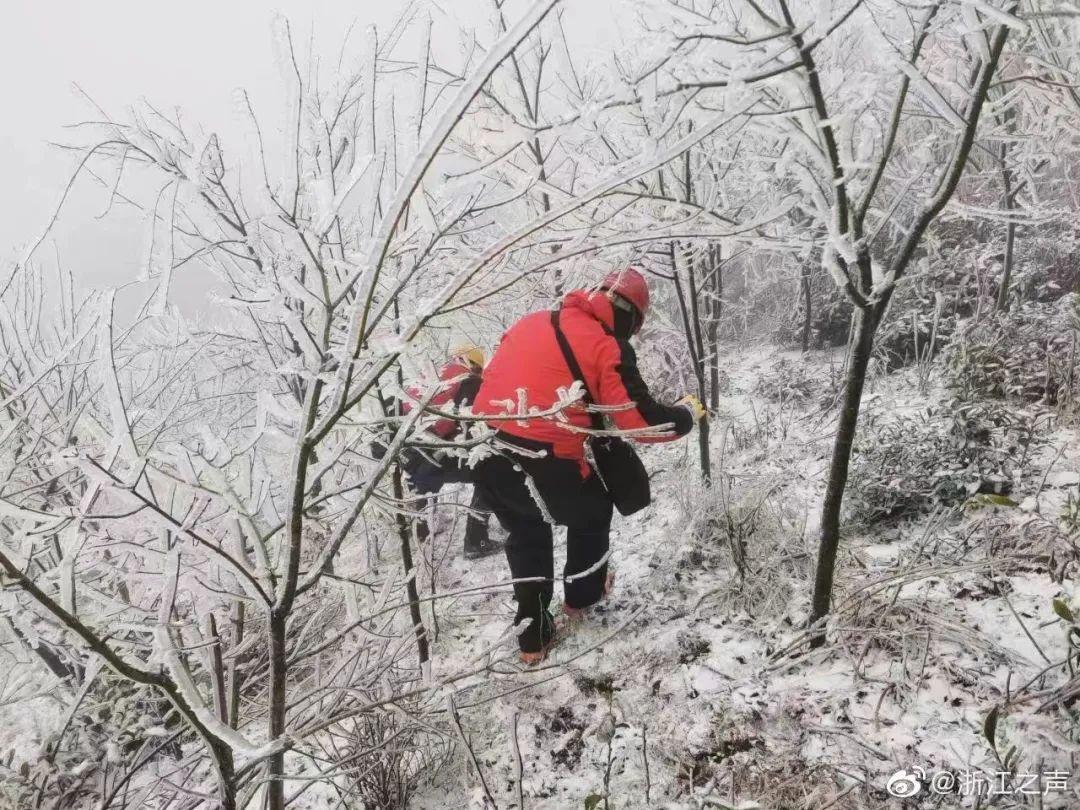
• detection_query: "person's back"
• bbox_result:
[472,268,705,663]
[474,305,593,463]
[475,288,692,473]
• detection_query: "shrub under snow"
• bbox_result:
[848,401,1050,522]
[944,295,1080,408]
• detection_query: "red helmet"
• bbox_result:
[600,267,650,317]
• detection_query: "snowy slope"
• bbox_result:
[409,345,1079,810]
[2,344,1075,809]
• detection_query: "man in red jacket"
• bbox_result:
[472,269,705,663]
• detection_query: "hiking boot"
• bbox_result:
[521,647,549,666]
[520,635,557,666]
[517,608,556,665]
[563,569,616,620]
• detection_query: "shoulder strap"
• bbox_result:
[551,309,604,431]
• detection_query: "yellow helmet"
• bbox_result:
[451,343,485,369]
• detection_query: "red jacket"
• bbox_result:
[403,360,481,439]
[473,290,693,475]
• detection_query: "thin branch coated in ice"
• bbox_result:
[323,0,563,427]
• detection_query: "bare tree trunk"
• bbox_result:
[670,243,712,484]
[706,243,723,410]
[227,600,244,729]
[266,615,289,810]
[206,614,228,725]
[687,255,713,484]
[800,5,1013,647]
[215,748,239,810]
[996,144,1017,312]
[392,463,430,666]
[677,129,712,483]
[387,346,430,668]
[808,307,878,646]
[800,262,813,353]
[998,220,1017,312]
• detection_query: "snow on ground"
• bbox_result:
[2,343,1075,809]
[411,344,1080,809]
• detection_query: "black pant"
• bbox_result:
[473,443,613,653]
[403,449,490,549]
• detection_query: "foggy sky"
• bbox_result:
[1,1,423,313]
[1,0,620,315]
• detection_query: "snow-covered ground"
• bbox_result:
[2,344,1076,809]
[409,345,1080,809]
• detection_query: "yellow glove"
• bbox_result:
[677,394,707,423]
